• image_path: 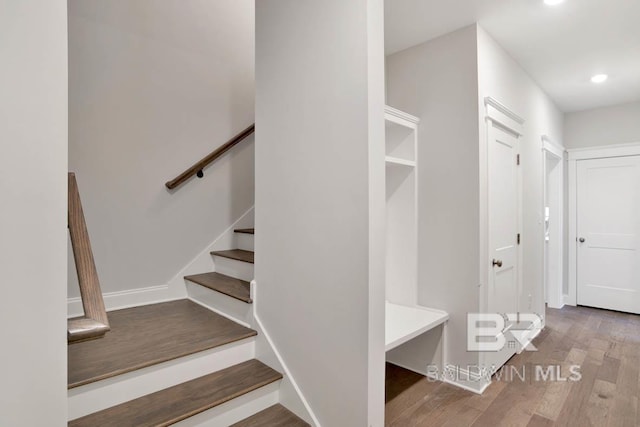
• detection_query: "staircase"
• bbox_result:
[68,227,310,426]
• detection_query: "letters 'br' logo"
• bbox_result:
[467,313,543,352]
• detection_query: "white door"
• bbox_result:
[577,156,640,314]
[488,124,520,318]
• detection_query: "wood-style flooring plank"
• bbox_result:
[230,404,309,427]
[527,414,554,427]
[234,228,255,235]
[185,272,251,303]
[69,360,281,427]
[386,305,640,427]
[385,363,441,426]
[68,299,256,388]
[211,249,254,264]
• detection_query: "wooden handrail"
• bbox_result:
[68,173,110,343]
[165,124,255,190]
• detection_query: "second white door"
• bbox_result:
[577,156,640,314]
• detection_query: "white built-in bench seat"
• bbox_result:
[385,301,449,351]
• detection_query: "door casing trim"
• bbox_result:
[542,136,565,309]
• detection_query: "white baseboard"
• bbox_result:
[547,300,565,310]
[385,361,490,395]
[441,365,491,394]
[563,294,575,306]
[67,284,174,318]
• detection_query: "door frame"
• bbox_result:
[566,142,640,306]
[542,136,564,309]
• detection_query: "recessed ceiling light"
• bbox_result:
[591,74,608,84]
[544,0,564,5]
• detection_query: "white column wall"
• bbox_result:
[0,0,68,425]
[255,1,385,426]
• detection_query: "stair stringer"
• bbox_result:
[67,207,255,317]
[251,280,321,427]
[167,206,255,300]
[186,279,318,426]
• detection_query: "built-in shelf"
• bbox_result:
[385,156,416,168]
[385,301,449,352]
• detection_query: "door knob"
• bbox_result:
[492,259,503,268]
[579,237,586,243]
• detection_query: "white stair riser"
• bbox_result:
[68,339,255,420]
[213,256,254,282]
[235,233,254,252]
[187,283,253,328]
[173,381,280,427]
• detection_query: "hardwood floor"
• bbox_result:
[385,305,640,427]
[184,271,252,303]
[234,228,255,235]
[69,360,282,427]
[68,300,256,388]
[231,404,310,427]
[211,249,255,264]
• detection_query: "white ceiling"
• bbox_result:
[385,0,640,112]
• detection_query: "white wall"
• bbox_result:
[564,101,640,149]
[386,25,481,370]
[67,0,255,298]
[255,1,386,426]
[477,26,564,319]
[0,0,68,425]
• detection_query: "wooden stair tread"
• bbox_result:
[211,249,254,264]
[234,228,255,234]
[231,404,310,427]
[185,272,251,303]
[69,359,282,427]
[68,299,256,389]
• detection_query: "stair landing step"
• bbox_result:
[211,249,254,264]
[185,272,251,303]
[68,299,256,389]
[69,359,282,427]
[231,404,310,427]
[234,228,255,234]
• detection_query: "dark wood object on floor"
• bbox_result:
[231,404,310,427]
[385,305,640,426]
[68,359,282,427]
[165,124,255,190]
[185,272,252,303]
[234,228,255,234]
[67,172,110,343]
[211,249,255,264]
[68,299,256,388]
